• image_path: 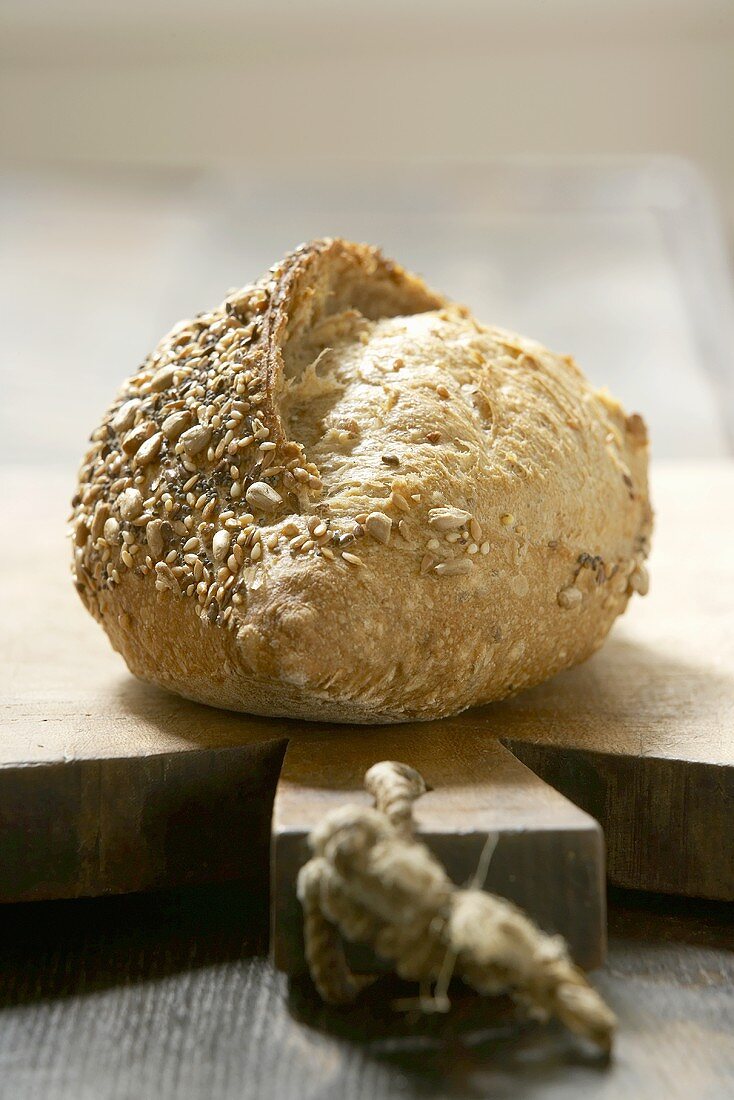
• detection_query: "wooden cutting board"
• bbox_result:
[1,462,732,945]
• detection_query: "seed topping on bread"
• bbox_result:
[70,239,651,723]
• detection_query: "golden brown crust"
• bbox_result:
[71,238,652,723]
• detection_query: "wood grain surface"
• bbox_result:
[272,727,604,973]
[485,463,734,898]
[1,462,733,904]
[0,882,731,1100]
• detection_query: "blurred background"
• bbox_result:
[2,0,734,464]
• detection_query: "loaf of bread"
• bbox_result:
[71,238,652,723]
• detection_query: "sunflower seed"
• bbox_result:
[118,487,143,520]
[365,511,392,545]
[428,507,471,531]
[557,585,583,609]
[180,425,212,456]
[246,481,283,511]
[434,558,473,576]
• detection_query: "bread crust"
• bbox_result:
[71,238,652,723]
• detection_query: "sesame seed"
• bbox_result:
[251,542,263,562]
[480,541,490,555]
[470,518,482,542]
[436,384,450,399]
[342,551,362,567]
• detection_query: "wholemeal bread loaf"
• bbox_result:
[71,238,652,723]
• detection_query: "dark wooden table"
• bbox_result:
[0,884,731,1099]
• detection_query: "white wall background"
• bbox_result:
[2,0,734,228]
[2,1,733,462]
